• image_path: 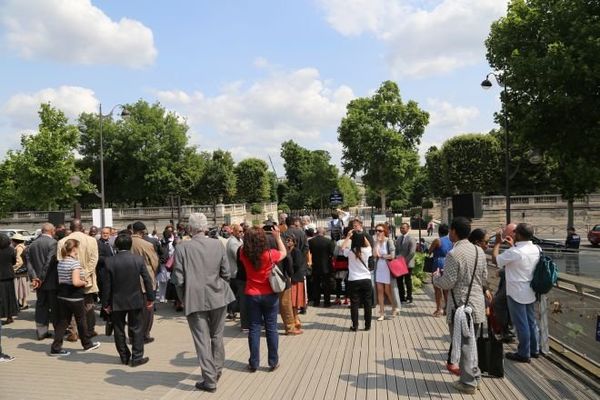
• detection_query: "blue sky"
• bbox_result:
[0,0,509,175]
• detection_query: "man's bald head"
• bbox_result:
[70,219,83,232]
[504,223,517,240]
[316,227,325,236]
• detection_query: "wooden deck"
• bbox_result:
[161,284,598,400]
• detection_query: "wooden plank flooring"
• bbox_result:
[163,283,599,400]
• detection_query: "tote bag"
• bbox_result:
[387,257,409,278]
[268,250,286,293]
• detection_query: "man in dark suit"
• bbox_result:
[102,233,155,367]
[395,222,417,303]
[308,227,335,307]
[97,227,115,335]
[27,223,58,340]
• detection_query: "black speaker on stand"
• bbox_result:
[48,211,65,227]
[452,193,483,219]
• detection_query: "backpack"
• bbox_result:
[330,219,344,241]
[530,247,558,295]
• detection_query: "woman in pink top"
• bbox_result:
[239,226,286,372]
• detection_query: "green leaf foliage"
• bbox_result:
[486,0,600,199]
[12,104,93,210]
[439,133,502,195]
[337,81,429,209]
[235,158,271,203]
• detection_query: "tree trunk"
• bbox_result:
[380,191,387,211]
[567,198,574,229]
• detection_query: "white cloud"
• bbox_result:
[2,86,99,129]
[317,0,508,77]
[427,98,479,130]
[155,66,355,160]
[0,0,157,68]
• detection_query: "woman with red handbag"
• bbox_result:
[373,224,399,320]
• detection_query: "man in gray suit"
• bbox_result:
[27,223,58,340]
[171,213,235,393]
[395,223,416,303]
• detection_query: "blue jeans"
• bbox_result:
[247,293,279,369]
[507,296,538,358]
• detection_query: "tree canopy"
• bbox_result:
[4,104,93,211]
[486,0,600,202]
[337,81,429,209]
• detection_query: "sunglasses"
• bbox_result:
[376,229,384,233]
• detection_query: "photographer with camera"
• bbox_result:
[340,227,372,331]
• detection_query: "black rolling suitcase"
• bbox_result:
[477,318,505,378]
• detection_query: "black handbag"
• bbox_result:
[477,319,505,377]
[423,255,435,273]
[14,265,28,275]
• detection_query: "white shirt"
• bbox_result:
[343,247,372,281]
[496,241,540,304]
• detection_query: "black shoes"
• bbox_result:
[131,357,150,367]
[247,364,257,373]
[37,332,52,341]
[195,382,216,393]
[268,364,280,372]
[144,337,155,344]
[121,355,131,365]
[506,352,531,363]
[49,349,70,356]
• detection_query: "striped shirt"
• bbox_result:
[57,256,85,300]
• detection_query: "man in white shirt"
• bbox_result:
[492,223,540,363]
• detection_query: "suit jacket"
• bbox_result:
[58,231,99,294]
[131,235,159,290]
[433,239,488,324]
[395,233,417,269]
[308,235,335,275]
[26,234,58,290]
[171,233,235,315]
[102,251,154,311]
[97,238,114,259]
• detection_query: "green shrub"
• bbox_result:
[250,203,263,215]
[411,252,430,290]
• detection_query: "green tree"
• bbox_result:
[197,150,237,204]
[337,81,429,209]
[235,158,270,203]
[13,104,92,210]
[301,150,339,208]
[280,141,341,209]
[439,134,502,195]
[267,172,278,202]
[78,100,199,207]
[424,146,449,198]
[486,0,600,226]
[337,175,361,208]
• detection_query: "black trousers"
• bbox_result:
[51,298,92,352]
[129,303,153,341]
[113,308,144,363]
[312,273,334,306]
[35,289,58,336]
[397,269,413,302]
[84,293,97,336]
[348,279,372,329]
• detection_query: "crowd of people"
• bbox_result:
[0,210,549,396]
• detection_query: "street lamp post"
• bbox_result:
[481,73,511,225]
[98,103,129,227]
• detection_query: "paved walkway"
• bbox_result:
[1,286,597,400]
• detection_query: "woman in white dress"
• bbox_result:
[374,224,399,320]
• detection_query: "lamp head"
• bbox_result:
[119,108,130,118]
[481,79,493,90]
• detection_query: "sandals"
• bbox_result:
[432,310,443,317]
